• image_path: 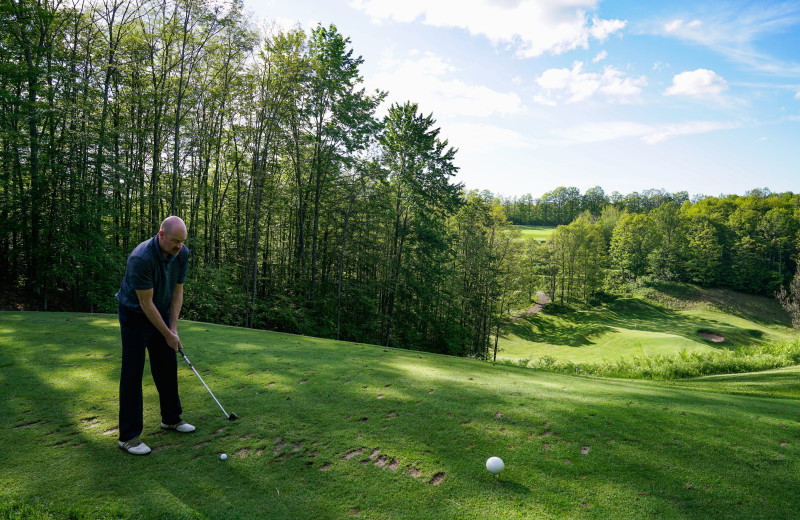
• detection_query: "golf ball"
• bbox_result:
[486,456,504,475]
[220,453,227,460]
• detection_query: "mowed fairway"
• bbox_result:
[499,292,797,364]
[515,225,556,242]
[3,312,800,519]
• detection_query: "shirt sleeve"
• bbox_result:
[128,255,154,291]
[177,247,190,285]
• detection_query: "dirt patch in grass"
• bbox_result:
[698,330,725,343]
[429,473,445,485]
[343,448,365,460]
[512,292,551,321]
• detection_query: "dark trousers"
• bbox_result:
[118,304,182,442]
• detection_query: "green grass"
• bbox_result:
[515,225,556,242]
[500,286,797,365]
[3,311,800,519]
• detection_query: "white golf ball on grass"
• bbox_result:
[220,453,227,460]
[486,456,504,475]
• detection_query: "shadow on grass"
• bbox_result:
[641,281,792,327]
[4,312,800,519]
[504,297,774,350]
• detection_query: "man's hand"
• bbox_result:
[165,330,182,352]
[136,288,182,352]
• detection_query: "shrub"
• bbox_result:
[526,338,800,380]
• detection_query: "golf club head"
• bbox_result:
[228,412,239,421]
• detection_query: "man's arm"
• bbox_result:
[135,288,182,352]
[169,283,184,333]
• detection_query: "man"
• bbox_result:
[116,216,195,455]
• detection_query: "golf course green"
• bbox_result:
[2,311,800,519]
[499,285,797,364]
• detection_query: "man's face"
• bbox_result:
[158,228,187,258]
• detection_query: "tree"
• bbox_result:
[610,213,655,281]
[776,263,800,329]
[379,101,462,349]
[649,202,687,280]
[684,216,722,285]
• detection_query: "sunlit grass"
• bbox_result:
[2,311,800,519]
[499,290,796,364]
[514,225,556,242]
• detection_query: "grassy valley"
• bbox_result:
[499,283,797,365]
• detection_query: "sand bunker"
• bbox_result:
[698,331,724,343]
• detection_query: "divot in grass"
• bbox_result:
[343,448,365,460]
[429,473,446,486]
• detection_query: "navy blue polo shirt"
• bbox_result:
[116,235,190,315]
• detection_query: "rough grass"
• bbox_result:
[3,311,800,519]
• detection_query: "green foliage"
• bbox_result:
[1,0,798,363]
[776,263,800,329]
[183,266,247,327]
[524,339,800,380]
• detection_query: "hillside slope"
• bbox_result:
[499,284,796,364]
[2,312,799,519]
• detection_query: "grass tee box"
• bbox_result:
[3,311,800,519]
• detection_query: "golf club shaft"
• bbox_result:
[179,349,230,419]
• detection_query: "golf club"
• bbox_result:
[178,348,239,421]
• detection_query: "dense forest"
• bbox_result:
[1,0,798,359]
[502,187,800,303]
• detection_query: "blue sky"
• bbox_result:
[244,0,800,198]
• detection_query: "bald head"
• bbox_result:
[158,216,187,258]
[161,216,187,235]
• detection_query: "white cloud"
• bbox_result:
[535,61,647,104]
[349,0,626,57]
[642,121,739,143]
[664,69,728,97]
[552,120,739,145]
[795,91,800,100]
[664,18,701,33]
[656,4,800,74]
[367,51,523,118]
[447,122,533,153]
[592,50,608,63]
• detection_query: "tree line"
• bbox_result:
[528,189,800,304]
[0,0,525,358]
[1,0,796,361]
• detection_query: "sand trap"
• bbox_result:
[698,331,725,343]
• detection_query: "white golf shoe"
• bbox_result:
[118,437,151,455]
[160,420,196,433]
